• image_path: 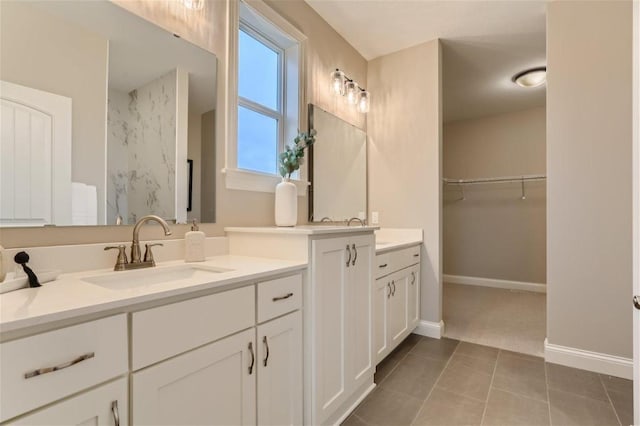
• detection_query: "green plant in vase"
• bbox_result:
[278,129,317,180]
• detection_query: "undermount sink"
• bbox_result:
[81,264,233,290]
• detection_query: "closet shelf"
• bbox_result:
[442,174,546,186]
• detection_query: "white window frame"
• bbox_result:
[224,0,308,195]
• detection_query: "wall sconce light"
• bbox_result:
[181,0,204,11]
[330,68,370,113]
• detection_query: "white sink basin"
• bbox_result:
[82,265,233,290]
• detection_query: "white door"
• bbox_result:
[407,266,421,330]
[257,311,302,426]
[389,270,409,347]
[11,377,127,426]
[0,80,71,226]
[374,277,390,364]
[347,234,374,391]
[311,236,350,423]
[132,329,256,426]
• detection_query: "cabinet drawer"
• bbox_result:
[375,252,392,279]
[0,315,127,422]
[390,245,421,271]
[257,274,302,323]
[132,285,255,370]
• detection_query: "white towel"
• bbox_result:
[71,182,98,225]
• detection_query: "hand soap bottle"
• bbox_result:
[185,220,206,262]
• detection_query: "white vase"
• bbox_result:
[275,178,297,227]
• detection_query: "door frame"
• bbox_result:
[632,0,639,423]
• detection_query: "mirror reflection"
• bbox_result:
[0,0,217,227]
[309,105,367,222]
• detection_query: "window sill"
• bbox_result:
[222,168,309,196]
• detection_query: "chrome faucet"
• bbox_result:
[347,217,366,227]
[105,215,172,271]
[131,215,172,264]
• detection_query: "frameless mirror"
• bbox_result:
[0,0,217,227]
[308,104,367,222]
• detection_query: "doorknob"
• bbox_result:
[634,295,640,310]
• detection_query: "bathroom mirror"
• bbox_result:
[0,0,217,227]
[308,104,367,222]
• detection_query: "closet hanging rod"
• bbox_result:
[442,174,546,185]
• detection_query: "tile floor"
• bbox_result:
[343,335,634,426]
[443,283,547,356]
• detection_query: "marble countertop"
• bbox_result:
[0,255,307,335]
[225,225,380,235]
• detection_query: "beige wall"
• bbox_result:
[201,110,216,223]
[0,2,109,224]
[547,1,633,358]
[443,107,546,283]
[0,0,367,248]
[368,40,442,323]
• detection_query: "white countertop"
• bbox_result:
[374,228,423,254]
[0,255,306,334]
[225,225,379,235]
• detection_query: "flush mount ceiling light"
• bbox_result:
[329,68,370,114]
[512,67,547,88]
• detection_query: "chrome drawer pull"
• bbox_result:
[111,400,120,426]
[413,253,419,257]
[272,292,294,302]
[352,244,357,266]
[346,245,352,267]
[379,264,388,268]
[24,352,95,379]
[263,336,270,367]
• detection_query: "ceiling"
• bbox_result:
[304,0,547,122]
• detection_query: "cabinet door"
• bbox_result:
[374,277,390,364]
[11,377,128,426]
[347,234,374,390]
[407,266,420,329]
[388,271,409,347]
[311,236,350,422]
[132,329,256,426]
[257,311,302,426]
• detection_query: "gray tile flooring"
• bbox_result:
[343,335,634,426]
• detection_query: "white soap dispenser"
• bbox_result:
[185,219,206,262]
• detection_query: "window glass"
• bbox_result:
[238,29,279,110]
[237,105,278,174]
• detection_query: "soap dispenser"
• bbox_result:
[185,219,205,262]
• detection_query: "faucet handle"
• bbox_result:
[144,243,164,265]
[105,245,128,271]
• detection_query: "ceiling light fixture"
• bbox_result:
[512,67,547,88]
[330,68,370,114]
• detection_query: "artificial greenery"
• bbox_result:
[278,129,317,179]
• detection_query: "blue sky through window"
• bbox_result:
[239,29,279,110]
[237,106,278,174]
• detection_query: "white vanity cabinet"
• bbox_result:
[310,234,374,424]
[131,273,303,426]
[374,245,421,364]
[9,378,128,426]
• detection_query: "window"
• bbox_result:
[237,26,283,175]
[225,0,307,193]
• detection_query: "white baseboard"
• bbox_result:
[413,320,445,339]
[544,339,633,379]
[444,274,546,293]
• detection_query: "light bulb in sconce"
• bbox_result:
[330,69,346,96]
[182,0,204,10]
[345,80,358,105]
[357,90,370,113]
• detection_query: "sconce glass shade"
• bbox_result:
[182,0,204,10]
[357,90,370,113]
[330,69,346,96]
[345,81,358,105]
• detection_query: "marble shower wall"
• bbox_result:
[107,70,177,224]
